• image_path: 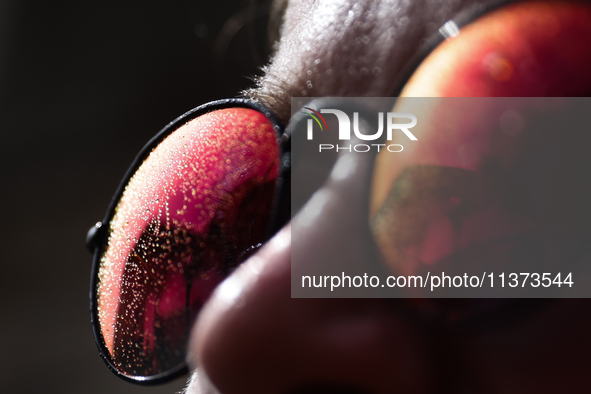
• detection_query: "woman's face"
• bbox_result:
[172,0,591,392]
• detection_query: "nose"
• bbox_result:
[189,144,434,393]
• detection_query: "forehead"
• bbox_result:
[258,0,489,118]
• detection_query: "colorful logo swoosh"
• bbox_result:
[303,107,329,131]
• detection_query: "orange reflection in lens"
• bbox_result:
[97,108,279,376]
[401,1,591,97]
[371,98,591,299]
[371,2,591,302]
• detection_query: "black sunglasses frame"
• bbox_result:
[87,98,289,385]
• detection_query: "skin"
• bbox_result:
[180,1,591,393]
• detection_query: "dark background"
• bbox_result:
[0,0,272,392]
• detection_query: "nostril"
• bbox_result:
[287,383,371,394]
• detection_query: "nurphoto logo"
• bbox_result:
[302,107,418,153]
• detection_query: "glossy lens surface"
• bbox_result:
[370,1,591,303]
[401,1,591,97]
[95,108,280,378]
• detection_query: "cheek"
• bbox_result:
[401,1,591,97]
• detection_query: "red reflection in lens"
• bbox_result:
[372,1,591,310]
[401,1,591,97]
[97,108,280,376]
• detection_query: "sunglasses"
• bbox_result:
[87,99,290,384]
[87,0,591,385]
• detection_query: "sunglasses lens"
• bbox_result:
[94,107,280,378]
